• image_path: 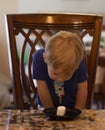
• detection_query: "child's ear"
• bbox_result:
[43,52,47,63]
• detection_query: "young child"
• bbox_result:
[33,31,88,110]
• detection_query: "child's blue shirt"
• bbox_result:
[33,49,88,108]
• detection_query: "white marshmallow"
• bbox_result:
[56,106,66,116]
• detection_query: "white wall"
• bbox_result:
[18,0,105,14]
[0,0,18,86]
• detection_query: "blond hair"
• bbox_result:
[45,31,84,76]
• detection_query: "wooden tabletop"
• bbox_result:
[0,109,105,130]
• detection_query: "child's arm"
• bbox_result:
[36,80,54,108]
[74,80,88,110]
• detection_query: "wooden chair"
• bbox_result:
[6,13,103,110]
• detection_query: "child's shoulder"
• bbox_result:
[33,48,45,58]
[35,48,45,54]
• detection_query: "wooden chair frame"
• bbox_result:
[6,13,103,110]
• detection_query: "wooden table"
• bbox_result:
[0,109,105,130]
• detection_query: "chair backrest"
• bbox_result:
[6,13,103,110]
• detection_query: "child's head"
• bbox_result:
[44,31,84,81]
